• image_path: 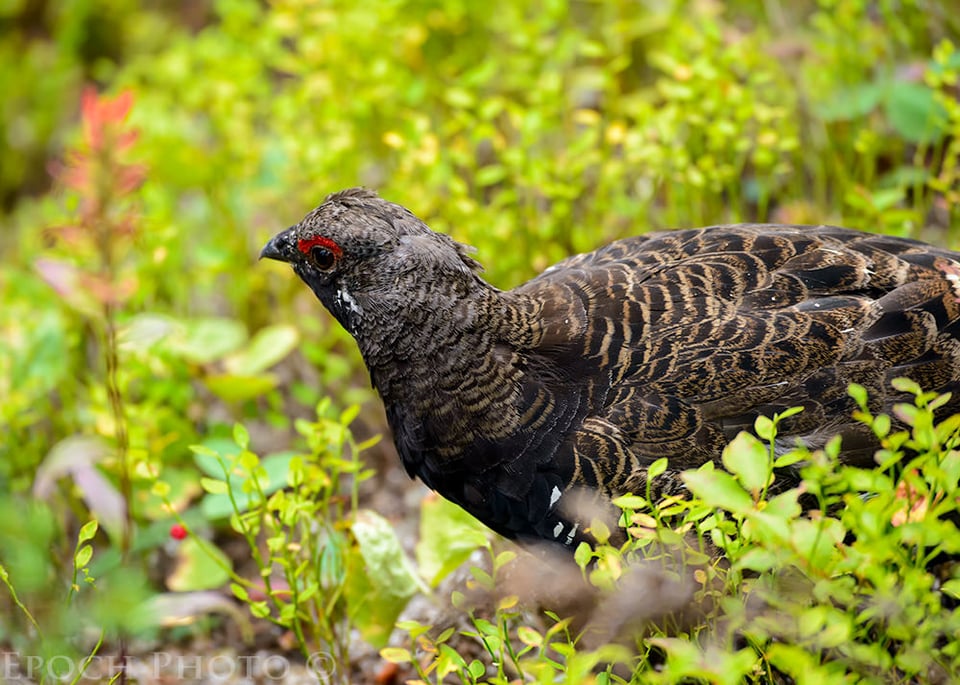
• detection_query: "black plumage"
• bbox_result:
[261,188,960,550]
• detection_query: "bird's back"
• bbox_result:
[261,196,960,550]
[495,224,960,545]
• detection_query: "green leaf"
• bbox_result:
[773,449,806,469]
[869,187,905,211]
[883,82,948,144]
[74,544,93,569]
[743,510,791,547]
[380,647,412,664]
[936,413,960,445]
[574,542,593,569]
[416,495,490,587]
[77,520,99,544]
[928,392,952,412]
[682,467,754,515]
[340,404,360,426]
[590,517,611,543]
[648,637,758,683]
[319,530,347,589]
[224,324,299,375]
[517,625,542,646]
[200,452,296,519]
[648,457,668,481]
[789,519,844,570]
[766,644,819,678]
[233,423,250,450]
[143,465,205,521]
[475,165,507,187]
[734,547,778,573]
[764,488,802,520]
[468,660,486,678]
[167,537,231,591]
[721,432,770,494]
[891,377,922,395]
[200,477,228,495]
[816,82,883,121]
[777,406,805,421]
[873,413,891,439]
[239,453,261,477]
[754,415,775,441]
[444,87,475,108]
[941,579,960,599]
[469,565,495,591]
[892,402,920,427]
[848,383,868,410]
[204,373,278,402]
[492,550,516,572]
[168,317,247,364]
[347,509,425,648]
[191,438,240,476]
[611,494,646,510]
[436,644,468,678]
[151,481,171,498]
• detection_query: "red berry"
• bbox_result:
[169,523,187,540]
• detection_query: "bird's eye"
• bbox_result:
[311,245,337,270]
[297,235,343,270]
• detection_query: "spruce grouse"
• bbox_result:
[261,188,960,550]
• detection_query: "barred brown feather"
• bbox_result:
[261,188,960,549]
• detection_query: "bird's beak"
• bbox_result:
[260,228,295,262]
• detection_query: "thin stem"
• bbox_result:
[103,303,133,557]
[70,632,104,685]
[0,562,43,637]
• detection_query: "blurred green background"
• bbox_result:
[0,0,958,653]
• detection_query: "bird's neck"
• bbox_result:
[356,281,533,441]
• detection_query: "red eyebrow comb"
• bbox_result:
[297,236,343,257]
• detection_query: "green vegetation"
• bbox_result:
[1,0,959,682]
[379,386,960,683]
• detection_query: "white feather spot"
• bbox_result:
[552,522,564,538]
[565,523,579,546]
[549,486,562,508]
[337,289,363,317]
[942,261,960,299]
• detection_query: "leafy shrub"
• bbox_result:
[381,384,960,683]
[1,0,959,681]
[157,402,411,678]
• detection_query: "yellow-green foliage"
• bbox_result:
[3,0,959,481]
[1,0,959,681]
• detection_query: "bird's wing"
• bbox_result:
[510,225,960,516]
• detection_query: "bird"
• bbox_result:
[261,187,960,551]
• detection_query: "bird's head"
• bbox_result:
[260,187,484,340]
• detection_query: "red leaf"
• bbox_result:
[35,257,81,298]
[80,272,138,305]
[81,87,136,151]
[80,87,102,150]
[116,164,147,193]
[33,436,126,538]
[104,89,134,123]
